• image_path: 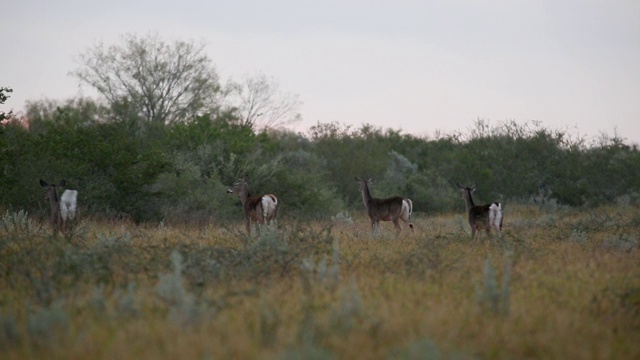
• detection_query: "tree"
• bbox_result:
[72,33,223,124]
[0,87,13,121]
[233,71,302,130]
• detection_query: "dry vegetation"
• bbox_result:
[1,204,639,359]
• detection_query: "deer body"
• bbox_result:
[457,184,502,240]
[227,176,278,234]
[40,179,78,235]
[355,176,414,234]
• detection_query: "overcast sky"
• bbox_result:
[3,0,639,144]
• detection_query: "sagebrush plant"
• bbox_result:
[570,228,589,244]
[602,233,639,252]
[26,301,70,347]
[475,256,512,316]
[0,311,20,349]
[389,339,443,360]
[331,210,353,225]
[258,299,280,347]
[329,277,363,333]
[155,250,201,325]
[0,205,638,359]
[1,210,35,234]
[116,282,141,319]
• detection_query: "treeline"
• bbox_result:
[1,98,639,224]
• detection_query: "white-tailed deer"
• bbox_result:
[40,179,78,235]
[226,175,278,234]
[456,183,503,241]
[355,176,414,234]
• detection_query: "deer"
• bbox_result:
[226,175,278,235]
[456,183,503,241]
[355,176,414,235]
[40,179,78,236]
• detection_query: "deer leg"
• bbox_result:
[256,205,265,233]
[393,218,402,233]
[494,223,502,237]
[55,217,62,237]
[245,218,252,235]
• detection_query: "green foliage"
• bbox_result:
[273,148,344,218]
[2,98,167,221]
[2,97,640,223]
[0,87,13,120]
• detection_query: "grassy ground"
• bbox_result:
[0,204,639,359]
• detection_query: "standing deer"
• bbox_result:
[355,176,414,234]
[456,183,503,241]
[40,179,78,235]
[226,175,278,234]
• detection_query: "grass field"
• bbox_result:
[1,204,639,359]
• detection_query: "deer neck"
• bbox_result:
[238,185,251,206]
[360,182,373,209]
[47,189,60,209]
[46,188,61,222]
[462,189,476,211]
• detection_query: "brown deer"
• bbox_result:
[355,176,414,234]
[226,175,278,234]
[456,183,503,241]
[40,179,78,235]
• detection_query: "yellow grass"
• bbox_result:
[0,205,638,359]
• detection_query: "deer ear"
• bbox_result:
[243,175,249,182]
[354,176,361,181]
[40,179,48,187]
[367,178,373,183]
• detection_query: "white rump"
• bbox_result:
[60,190,78,220]
[401,198,413,221]
[261,195,278,219]
[489,202,503,231]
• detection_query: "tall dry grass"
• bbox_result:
[0,204,638,359]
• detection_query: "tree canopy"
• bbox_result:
[72,33,222,124]
[0,87,13,121]
[2,98,639,225]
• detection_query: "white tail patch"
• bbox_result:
[402,198,413,219]
[489,202,503,232]
[41,179,78,235]
[60,190,78,221]
[261,194,278,220]
[402,198,415,232]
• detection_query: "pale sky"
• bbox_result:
[3,0,639,144]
